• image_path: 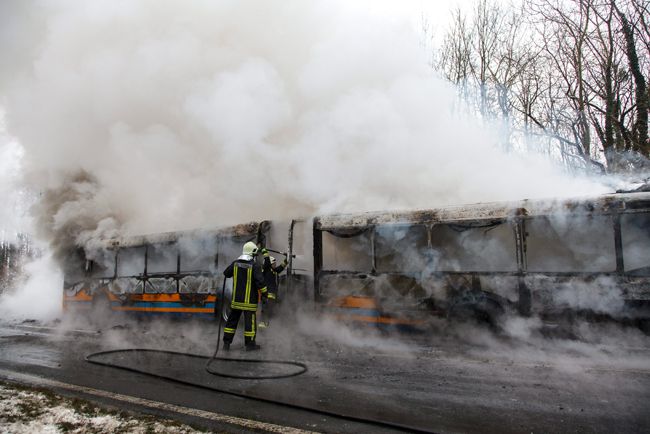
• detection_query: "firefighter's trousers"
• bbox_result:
[261,293,278,323]
[223,308,257,345]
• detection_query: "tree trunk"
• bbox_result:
[615,5,649,157]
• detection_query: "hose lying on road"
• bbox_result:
[202,278,308,379]
[85,348,433,433]
[84,280,436,433]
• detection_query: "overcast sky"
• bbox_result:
[359,0,480,33]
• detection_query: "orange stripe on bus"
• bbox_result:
[64,292,93,302]
[113,307,214,313]
[329,296,378,309]
[129,294,217,302]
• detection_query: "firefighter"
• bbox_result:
[259,249,288,328]
[222,241,267,351]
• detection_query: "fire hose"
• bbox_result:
[85,278,435,433]
[203,278,307,379]
[266,248,296,258]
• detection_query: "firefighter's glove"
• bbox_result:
[282,259,288,266]
[261,248,269,256]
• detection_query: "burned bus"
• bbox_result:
[62,222,268,317]
[312,191,650,330]
[62,191,650,330]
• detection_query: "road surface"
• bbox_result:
[0,313,649,433]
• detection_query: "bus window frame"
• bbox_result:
[145,242,180,277]
[524,213,618,274]
[87,249,118,280]
[116,246,146,278]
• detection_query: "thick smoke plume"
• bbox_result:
[0,0,609,256]
[30,171,120,263]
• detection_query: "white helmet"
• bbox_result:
[242,241,258,256]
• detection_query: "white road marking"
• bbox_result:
[0,368,319,434]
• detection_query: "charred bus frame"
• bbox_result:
[63,222,267,317]
[62,191,650,327]
[311,192,650,326]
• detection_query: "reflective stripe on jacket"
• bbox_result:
[223,259,266,311]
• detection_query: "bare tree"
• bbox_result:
[437,1,536,148]
[437,8,473,105]
[612,0,649,159]
[529,0,601,168]
[580,1,624,168]
[433,0,649,173]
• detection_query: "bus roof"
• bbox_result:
[314,192,650,230]
[103,221,262,248]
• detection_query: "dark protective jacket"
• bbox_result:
[223,258,266,311]
[262,256,286,298]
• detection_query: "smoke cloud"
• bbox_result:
[0,0,610,254]
[0,111,28,242]
[0,251,62,321]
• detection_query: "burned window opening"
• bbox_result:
[621,212,650,275]
[116,246,146,278]
[179,235,218,274]
[430,222,517,272]
[146,242,180,276]
[375,224,431,274]
[322,229,373,273]
[525,214,616,273]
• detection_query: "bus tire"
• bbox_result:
[447,298,504,332]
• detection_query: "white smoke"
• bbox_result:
[553,276,626,316]
[0,0,615,323]
[0,110,28,242]
[0,250,62,321]
[0,0,608,245]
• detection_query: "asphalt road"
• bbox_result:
[0,313,649,433]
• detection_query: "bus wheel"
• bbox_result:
[447,299,504,332]
[637,318,650,336]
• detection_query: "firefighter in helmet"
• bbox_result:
[222,241,267,351]
[259,249,288,328]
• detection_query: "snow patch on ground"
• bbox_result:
[0,382,207,434]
